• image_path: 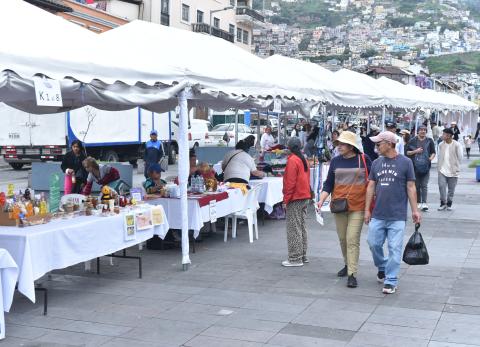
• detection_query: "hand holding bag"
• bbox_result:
[402,223,430,265]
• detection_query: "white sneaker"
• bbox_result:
[422,203,429,211]
[447,206,453,211]
[438,205,447,211]
[282,260,304,267]
[417,203,422,209]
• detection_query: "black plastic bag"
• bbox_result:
[402,223,429,265]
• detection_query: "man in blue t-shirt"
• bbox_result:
[144,130,164,178]
[364,131,421,295]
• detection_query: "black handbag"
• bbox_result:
[402,223,429,265]
[330,156,361,214]
[330,198,349,213]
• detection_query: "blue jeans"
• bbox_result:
[367,218,406,286]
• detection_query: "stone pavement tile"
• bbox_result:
[0,336,35,347]
[200,326,276,343]
[121,327,195,346]
[215,315,287,333]
[5,324,50,340]
[373,305,442,320]
[292,307,371,331]
[34,330,113,346]
[380,292,447,311]
[347,332,429,347]
[428,342,480,347]
[6,312,75,330]
[241,299,310,314]
[432,312,480,345]
[359,322,433,340]
[112,296,180,310]
[444,304,480,315]
[267,333,348,347]
[306,297,377,314]
[61,320,133,337]
[94,303,174,318]
[129,288,193,302]
[184,335,263,347]
[279,323,355,342]
[155,311,223,325]
[45,306,148,327]
[228,307,299,323]
[100,337,175,347]
[448,294,480,306]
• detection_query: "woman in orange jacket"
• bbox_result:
[282,137,311,267]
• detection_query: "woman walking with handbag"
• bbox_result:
[282,137,311,267]
[316,131,372,287]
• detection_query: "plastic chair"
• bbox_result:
[224,185,261,243]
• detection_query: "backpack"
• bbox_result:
[412,138,430,175]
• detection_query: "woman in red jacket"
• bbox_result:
[282,137,311,267]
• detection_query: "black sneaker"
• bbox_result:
[337,265,348,277]
[382,284,396,294]
[377,271,385,283]
[347,275,357,288]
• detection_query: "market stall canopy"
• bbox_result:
[0,0,317,114]
[266,56,385,108]
[334,69,419,109]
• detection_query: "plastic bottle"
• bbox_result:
[39,193,47,215]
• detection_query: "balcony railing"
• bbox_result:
[191,23,234,43]
[236,6,264,23]
[161,12,169,26]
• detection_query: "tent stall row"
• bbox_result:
[1,0,477,268]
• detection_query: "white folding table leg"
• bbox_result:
[224,216,229,242]
[254,213,259,240]
[247,211,254,243]
[232,216,238,239]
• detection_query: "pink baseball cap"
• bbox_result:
[370,131,397,144]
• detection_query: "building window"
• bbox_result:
[236,28,242,42]
[243,29,249,44]
[229,24,235,35]
[213,17,220,28]
[196,10,203,23]
[181,4,190,22]
[161,0,169,14]
[230,0,235,6]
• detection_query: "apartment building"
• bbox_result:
[97,0,265,51]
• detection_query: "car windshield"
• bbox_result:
[212,124,230,131]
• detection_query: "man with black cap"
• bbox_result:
[406,125,436,211]
[386,122,404,156]
[437,128,463,211]
[144,129,164,178]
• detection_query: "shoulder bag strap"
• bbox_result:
[361,153,368,184]
[223,150,243,171]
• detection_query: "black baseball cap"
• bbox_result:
[385,121,397,129]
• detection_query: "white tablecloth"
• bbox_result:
[249,177,284,214]
[0,249,18,340]
[0,207,168,303]
[148,189,245,238]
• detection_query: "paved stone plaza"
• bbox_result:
[2,156,480,347]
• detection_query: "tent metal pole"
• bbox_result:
[178,88,191,270]
[381,106,386,131]
[367,112,370,133]
[234,108,239,145]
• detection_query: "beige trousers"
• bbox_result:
[334,211,365,276]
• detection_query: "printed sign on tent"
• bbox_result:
[33,77,63,107]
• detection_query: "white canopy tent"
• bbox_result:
[265,55,385,109]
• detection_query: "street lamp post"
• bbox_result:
[209,6,234,35]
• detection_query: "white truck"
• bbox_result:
[0,103,185,169]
